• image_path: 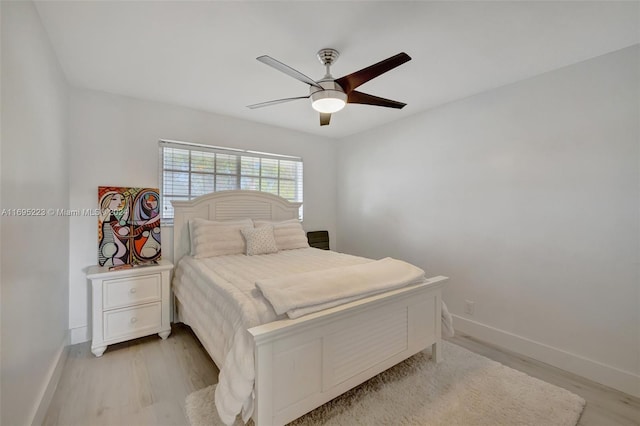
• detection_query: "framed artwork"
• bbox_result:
[97,186,161,267]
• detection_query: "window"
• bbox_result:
[159,140,303,224]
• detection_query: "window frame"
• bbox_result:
[159,139,303,225]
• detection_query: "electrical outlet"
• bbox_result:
[464,300,475,315]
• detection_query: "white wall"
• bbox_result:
[336,46,639,396]
[67,88,338,343]
[1,2,70,424]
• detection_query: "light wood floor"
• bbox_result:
[44,324,640,426]
[43,324,219,426]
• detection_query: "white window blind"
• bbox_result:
[159,140,303,224]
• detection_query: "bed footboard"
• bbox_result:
[248,276,447,426]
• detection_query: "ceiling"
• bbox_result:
[35,1,639,139]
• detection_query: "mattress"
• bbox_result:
[172,247,374,423]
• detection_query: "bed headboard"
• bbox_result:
[171,190,302,265]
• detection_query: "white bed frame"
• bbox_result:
[172,190,448,426]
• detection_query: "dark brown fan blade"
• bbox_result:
[247,95,309,109]
[347,91,406,109]
[320,113,331,126]
[335,52,411,93]
[257,56,324,90]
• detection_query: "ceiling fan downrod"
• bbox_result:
[316,48,340,80]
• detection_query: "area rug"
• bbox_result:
[185,341,585,426]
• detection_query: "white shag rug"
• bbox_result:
[185,341,585,426]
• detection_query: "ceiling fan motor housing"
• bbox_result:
[310,80,347,113]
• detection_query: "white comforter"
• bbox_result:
[173,248,452,425]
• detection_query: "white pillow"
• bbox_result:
[254,219,310,251]
[189,218,253,258]
[240,225,278,256]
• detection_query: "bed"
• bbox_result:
[171,190,448,425]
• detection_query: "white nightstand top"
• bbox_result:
[87,259,173,279]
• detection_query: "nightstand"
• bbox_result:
[87,260,173,357]
[307,230,330,250]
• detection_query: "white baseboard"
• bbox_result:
[30,333,70,426]
[453,315,640,398]
[69,325,89,344]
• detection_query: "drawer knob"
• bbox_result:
[130,317,138,324]
[129,288,137,294]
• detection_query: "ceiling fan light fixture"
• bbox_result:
[311,90,347,113]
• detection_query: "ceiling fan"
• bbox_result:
[247,49,412,126]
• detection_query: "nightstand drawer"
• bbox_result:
[103,274,161,310]
[103,302,162,341]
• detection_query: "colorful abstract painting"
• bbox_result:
[98,186,161,267]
